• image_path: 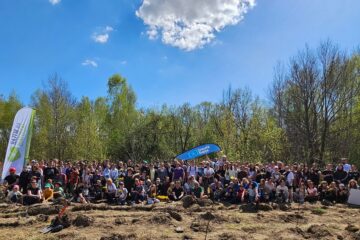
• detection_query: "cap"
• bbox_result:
[55,182,62,186]
[45,183,51,188]
[9,167,16,172]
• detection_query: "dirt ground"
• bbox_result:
[0,200,359,240]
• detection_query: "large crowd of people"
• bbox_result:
[2,156,359,206]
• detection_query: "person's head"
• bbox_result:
[339,183,345,190]
[321,181,328,188]
[260,179,265,185]
[9,167,16,175]
[337,164,344,171]
[280,179,285,186]
[55,182,62,188]
[194,181,200,188]
[30,179,37,187]
[106,178,113,185]
[156,178,160,184]
[175,180,181,188]
[45,183,51,189]
[13,185,19,192]
[170,182,175,188]
[349,179,358,189]
[341,158,348,164]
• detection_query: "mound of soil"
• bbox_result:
[190,221,211,233]
[27,204,60,216]
[307,225,332,238]
[114,217,126,225]
[182,196,195,208]
[100,233,137,240]
[218,233,238,240]
[150,213,171,224]
[200,212,216,221]
[279,213,307,224]
[345,224,359,233]
[168,210,182,221]
[72,214,94,227]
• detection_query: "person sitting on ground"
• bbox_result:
[23,179,43,205]
[237,184,246,203]
[43,183,54,202]
[167,182,175,201]
[264,179,276,202]
[192,181,207,199]
[209,178,224,201]
[169,180,184,201]
[258,179,267,202]
[305,180,318,203]
[117,182,128,205]
[53,182,65,201]
[105,178,117,204]
[4,167,20,193]
[276,179,289,203]
[348,179,359,189]
[7,185,23,204]
[131,178,146,204]
[247,182,259,204]
[73,182,88,204]
[294,181,306,204]
[337,183,348,203]
[224,181,236,203]
[184,176,195,195]
[318,181,328,201]
[325,181,337,203]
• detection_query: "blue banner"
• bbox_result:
[176,143,221,161]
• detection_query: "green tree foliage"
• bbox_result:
[0,93,22,161]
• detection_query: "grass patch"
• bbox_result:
[311,208,326,215]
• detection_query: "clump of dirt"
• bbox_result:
[218,232,238,240]
[257,203,273,211]
[190,221,211,232]
[168,210,182,221]
[72,214,94,227]
[196,199,213,207]
[279,213,308,224]
[150,213,171,224]
[182,196,195,208]
[345,224,359,233]
[114,217,126,225]
[200,212,216,221]
[36,214,49,222]
[27,204,60,216]
[239,204,258,213]
[100,233,137,240]
[307,224,332,238]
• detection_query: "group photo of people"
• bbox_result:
[2,156,359,207]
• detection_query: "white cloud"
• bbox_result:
[136,0,256,51]
[92,26,114,44]
[49,0,61,5]
[82,59,98,68]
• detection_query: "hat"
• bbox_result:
[9,167,16,172]
[339,183,345,187]
[45,183,51,188]
[119,181,124,185]
[55,182,62,186]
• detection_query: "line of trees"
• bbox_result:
[0,41,359,165]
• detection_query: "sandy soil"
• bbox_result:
[0,200,359,240]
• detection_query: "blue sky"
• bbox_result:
[0,0,359,108]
